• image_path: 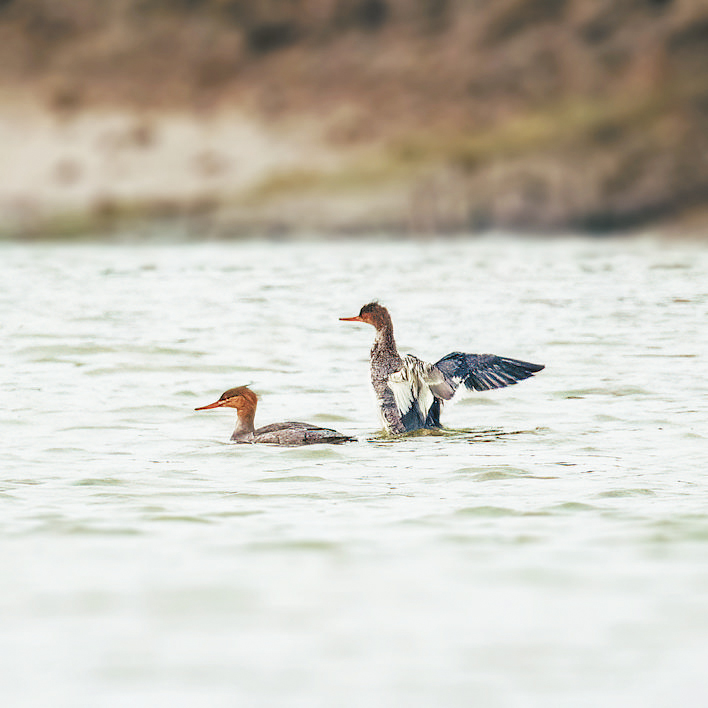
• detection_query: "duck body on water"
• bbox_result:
[340,302,544,434]
[196,386,355,446]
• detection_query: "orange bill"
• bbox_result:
[194,399,227,411]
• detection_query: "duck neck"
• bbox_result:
[231,407,256,441]
[372,320,399,359]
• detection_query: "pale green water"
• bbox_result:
[1,236,707,707]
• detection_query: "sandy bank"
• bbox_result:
[0,103,354,236]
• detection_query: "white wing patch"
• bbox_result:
[388,355,439,419]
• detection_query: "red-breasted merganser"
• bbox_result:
[340,302,544,434]
[195,386,355,446]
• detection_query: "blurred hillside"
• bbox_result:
[1,0,707,236]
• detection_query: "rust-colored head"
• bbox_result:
[339,301,392,330]
[195,385,258,412]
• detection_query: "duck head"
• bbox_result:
[339,301,392,330]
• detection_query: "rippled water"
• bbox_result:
[2,235,708,707]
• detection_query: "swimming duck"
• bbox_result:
[195,386,355,446]
[340,302,544,434]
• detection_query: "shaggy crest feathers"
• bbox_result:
[218,386,258,407]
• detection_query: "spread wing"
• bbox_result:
[433,352,544,396]
[386,353,544,432]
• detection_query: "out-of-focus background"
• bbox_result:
[4,5,708,707]
[1,0,707,238]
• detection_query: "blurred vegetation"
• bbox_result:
[1,0,707,235]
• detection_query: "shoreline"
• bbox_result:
[1,99,707,241]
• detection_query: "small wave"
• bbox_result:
[254,475,327,483]
[596,488,656,498]
[73,477,126,486]
[148,515,213,524]
[547,502,600,513]
[455,505,524,517]
[246,539,342,552]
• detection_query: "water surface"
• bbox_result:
[2,236,707,707]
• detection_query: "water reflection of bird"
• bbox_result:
[340,302,544,434]
[195,386,355,446]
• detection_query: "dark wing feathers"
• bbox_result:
[400,404,426,431]
[424,398,442,428]
[434,352,544,395]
